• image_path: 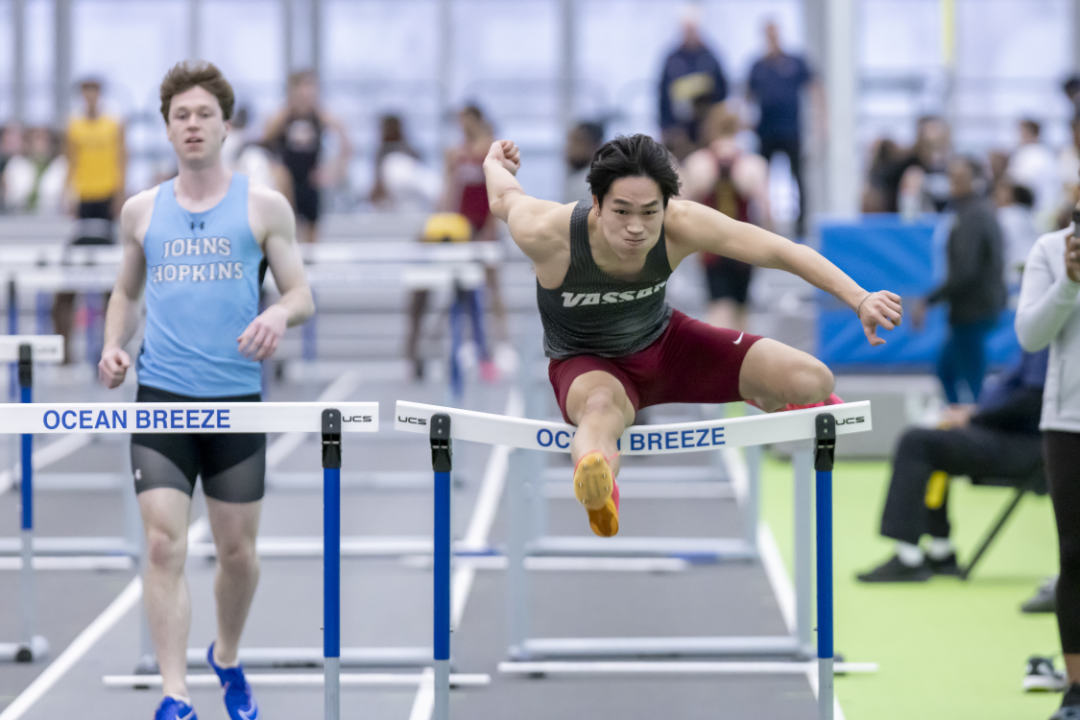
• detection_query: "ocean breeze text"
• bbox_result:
[42,408,231,431]
[535,425,725,451]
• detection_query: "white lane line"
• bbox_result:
[0,434,93,495]
[726,446,847,720]
[410,387,523,720]
[407,669,436,720]
[0,374,351,720]
[452,388,523,626]
[0,517,208,720]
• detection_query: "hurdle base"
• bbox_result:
[498,659,879,676]
[0,536,137,557]
[528,537,757,562]
[184,646,433,669]
[104,671,492,689]
[0,635,49,663]
[510,636,809,661]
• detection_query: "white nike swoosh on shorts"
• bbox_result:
[733,332,745,345]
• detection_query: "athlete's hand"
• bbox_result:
[1066,233,1080,284]
[238,305,288,361]
[856,290,903,346]
[98,347,131,389]
[485,140,520,176]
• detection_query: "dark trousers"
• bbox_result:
[937,318,995,404]
[1045,431,1080,653]
[759,135,804,236]
[880,424,1042,545]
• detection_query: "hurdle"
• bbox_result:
[396,399,874,720]
[0,400,410,720]
[0,335,64,663]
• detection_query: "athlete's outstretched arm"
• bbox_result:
[483,140,569,264]
[665,198,902,346]
[240,187,315,361]
[99,192,150,387]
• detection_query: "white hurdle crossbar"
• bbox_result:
[0,400,378,720]
[396,399,873,720]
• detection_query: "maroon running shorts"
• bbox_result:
[547,309,763,423]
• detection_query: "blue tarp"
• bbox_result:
[817,215,1020,371]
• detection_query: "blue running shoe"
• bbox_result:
[207,642,259,720]
[155,696,197,720]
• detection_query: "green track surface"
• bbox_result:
[758,454,1062,719]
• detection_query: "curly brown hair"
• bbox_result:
[159,61,235,123]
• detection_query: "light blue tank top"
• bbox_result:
[137,174,265,397]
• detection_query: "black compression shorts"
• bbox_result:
[130,385,266,503]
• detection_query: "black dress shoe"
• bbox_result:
[927,552,962,576]
[856,554,932,583]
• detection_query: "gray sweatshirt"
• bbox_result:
[1015,225,1080,432]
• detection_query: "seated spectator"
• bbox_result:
[564,120,604,203]
[857,348,1048,582]
[2,126,66,214]
[1008,118,1059,232]
[370,113,439,211]
[862,137,906,213]
[898,115,953,214]
[995,181,1038,299]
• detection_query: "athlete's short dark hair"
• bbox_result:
[159,61,235,123]
[587,134,681,208]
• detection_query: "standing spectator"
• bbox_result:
[913,157,1006,404]
[564,121,604,203]
[65,77,126,226]
[682,103,771,331]
[441,105,508,359]
[1063,74,1080,119]
[1015,200,1080,720]
[657,3,728,161]
[1008,119,1059,232]
[747,20,817,237]
[263,70,352,243]
[57,77,127,362]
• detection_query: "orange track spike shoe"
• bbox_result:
[573,451,620,537]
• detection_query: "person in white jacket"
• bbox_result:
[1015,206,1080,720]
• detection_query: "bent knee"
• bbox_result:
[787,358,834,405]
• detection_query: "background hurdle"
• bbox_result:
[0,335,64,663]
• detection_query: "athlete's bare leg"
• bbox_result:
[564,370,635,535]
[139,487,193,700]
[737,338,835,411]
[206,497,261,666]
[565,370,635,477]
